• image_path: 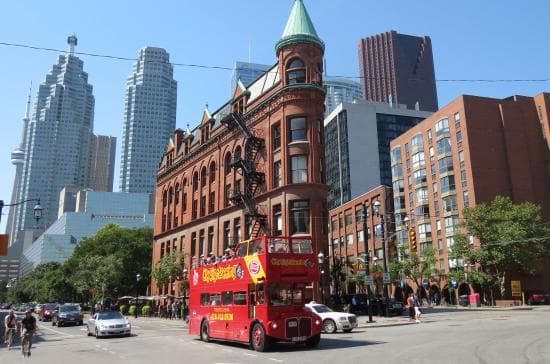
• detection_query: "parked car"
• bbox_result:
[305,302,358,333]
[1,303,12,309]
[370,297,404,316]
[87,311,131,338]
[39,303,58,322]
[525,290,550,305]
[52,304,84,326]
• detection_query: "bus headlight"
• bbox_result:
[315,319,321,326]
[271,322,278,329]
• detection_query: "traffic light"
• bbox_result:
[408,229,417,252]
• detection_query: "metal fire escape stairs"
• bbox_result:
[221,112,267,238]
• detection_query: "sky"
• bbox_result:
[0,0,549,231]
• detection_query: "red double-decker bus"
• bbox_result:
[188,236,323,351]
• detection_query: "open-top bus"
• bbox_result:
[188,236,323,351]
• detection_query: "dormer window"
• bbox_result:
[286,58,306,84]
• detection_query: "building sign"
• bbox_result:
[511,280,522,297]
[364,275,374,285]
[383,273,391,284]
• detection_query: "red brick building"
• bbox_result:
[390,93,550,299]
[151,0,327,298]
[327,185,396,296]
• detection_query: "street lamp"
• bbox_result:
[362,203,374,323]
[0,198,42,224]
[317,252,324,304]
[182,268,188,321]
[135,273,141,318]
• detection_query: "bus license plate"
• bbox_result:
[292,336,307,342]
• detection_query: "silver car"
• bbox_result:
[87,311,131,338]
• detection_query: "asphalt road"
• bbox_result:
[1,307,549,363]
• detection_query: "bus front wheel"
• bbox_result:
[200,320,210,342]
[251,323,270,352]
[305,333,321,348]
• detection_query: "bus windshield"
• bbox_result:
[267,283,305,306]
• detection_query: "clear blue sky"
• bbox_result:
[1,0,549,230]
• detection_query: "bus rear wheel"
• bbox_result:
[200,320,210,342]
[251,323,270,352]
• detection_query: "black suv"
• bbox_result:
[52,304,83,327]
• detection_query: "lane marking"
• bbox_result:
[268,359,283,363]
[37,324,75,337]
[243,353,257,357]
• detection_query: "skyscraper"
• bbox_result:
[88,134,116,192]
[5,86,32,245]
[119,47,177,193]
[13,35,95,240]
[230,61,271,92]
[358,30,438,112]
[324,77,363,115]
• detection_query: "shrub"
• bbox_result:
[128,305,136,316]
[119,305,127,315]
[142,305,151,316]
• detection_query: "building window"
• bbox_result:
[459,151,465,166]
[392,163,403,179]
[200,195,206,217]
[416,187,428,204]
[199,229,205,256]
[411,152,425,170]
[427,129,433,143]
[411,134,424,153]
[435,118,449,137]
[286,58,306,84]
[434,200,440,215]
[291,155,308,183]
[413,168,427,185]
[290,200,310,235]
[223,221,230,250]
[225,185,231,207]
[454,112,461,127]
[289,117,307,142]
[201,167,207,188]
[437,137,452,155]
[273,204,282,236]
[346,234,354,246]
[461,170,467,187]
[445,216,460,234]
[274,161,282,187]
[331,219,338,231]
[357,230,364,243]
[332,238,339,250]
[191,232,197,258]
[418,223,432,240]
[233,218,241,245]
[345,214,353,226]
[393,179,405,194]
[224,153,232,175]
[192,200,198,219]
[209,162,216,184]
[456,131,463,146]
[439,156,454,174]
[443,195,458,213]
[207,227,214,255]
[209,191,215,213]
[440,175,456,194]
[390,147,402,165]
[463,191,470,208]
[429,146,434,161]
[272,122,281,150]
[193,172,199,192]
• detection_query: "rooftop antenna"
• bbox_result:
[24,81,32,120]
[67,34,77,56]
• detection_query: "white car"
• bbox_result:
[87,311,131,338]
[305,302,358,333]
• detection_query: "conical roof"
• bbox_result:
[275,0,324,53]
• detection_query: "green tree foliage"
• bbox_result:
[389,246,438,293]
[450,196,550,298]
[151,252,185,291]
[6,225,153,303]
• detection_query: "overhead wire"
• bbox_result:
[1,41,550,83]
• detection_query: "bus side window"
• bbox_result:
[234,291,247,305]
[222,291,233,305]
[210,294,221,306]
[257,285,265,305]
[201,293,210,306]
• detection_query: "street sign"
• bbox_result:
[364,275,374,285]
[383,273,391,284]
[511,280,521,297]
[451,279,457,289]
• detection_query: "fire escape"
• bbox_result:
[221,112,267,238]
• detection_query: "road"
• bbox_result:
[1,307,549,363]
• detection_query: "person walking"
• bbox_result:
[413,293,422,323]
[166,302,172,320]
[407,293,415,322]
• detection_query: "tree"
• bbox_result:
[389,246,438,294]
[451,196,550,299]
[152,252,185,292]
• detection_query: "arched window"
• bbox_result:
[234,146,242,163]
[193,172,199,192]
[201,167,207,188]
[209,162,216,184]
[168,187,174,205]
[181,178,188,213]
[286,58,306,84]
[224,152,232,175]
[162,190,168,207]
[174,183,180,204]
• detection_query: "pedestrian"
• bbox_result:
[166,302,172,320]
[407,293,415,322]
[434,292,440,306]
[171,301,177,320]
[413,293,422,323]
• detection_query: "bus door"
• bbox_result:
[248,283,265,319]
